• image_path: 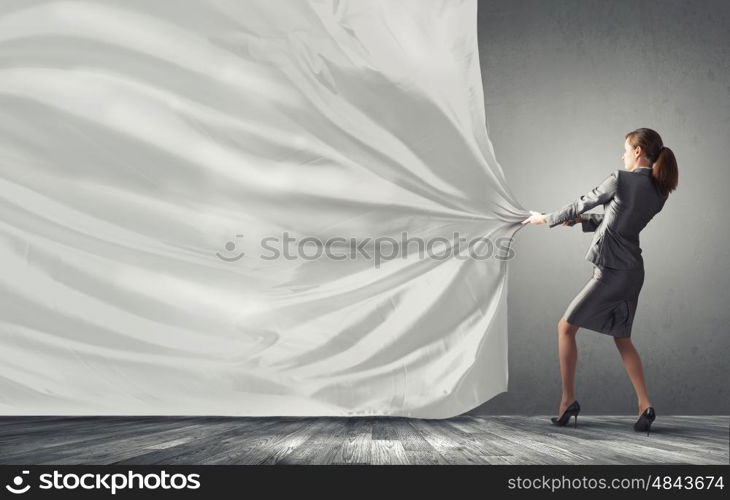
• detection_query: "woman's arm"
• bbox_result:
[543,170,618,228]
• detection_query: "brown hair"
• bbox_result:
[625,128,678,198]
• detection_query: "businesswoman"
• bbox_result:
[521,128,678,435]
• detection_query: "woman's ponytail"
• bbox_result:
[652,145,678,198]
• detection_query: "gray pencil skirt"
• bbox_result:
[563,263,645,338]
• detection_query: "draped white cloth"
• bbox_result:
[0,0,529,418]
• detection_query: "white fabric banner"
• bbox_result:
[0,0,529,418]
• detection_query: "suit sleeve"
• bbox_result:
[544,170,618,228]
[580,213,604,232]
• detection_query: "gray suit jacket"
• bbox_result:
[544,167,668,269]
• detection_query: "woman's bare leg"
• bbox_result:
[557,317,580,417]
[614,336,652,416]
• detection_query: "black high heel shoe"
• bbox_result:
[551,400,580,427]
[634,406,656,436]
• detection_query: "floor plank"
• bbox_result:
[0,415,726,465]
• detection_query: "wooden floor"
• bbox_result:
[0,415,727,465]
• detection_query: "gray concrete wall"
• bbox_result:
[469,0,730,415]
